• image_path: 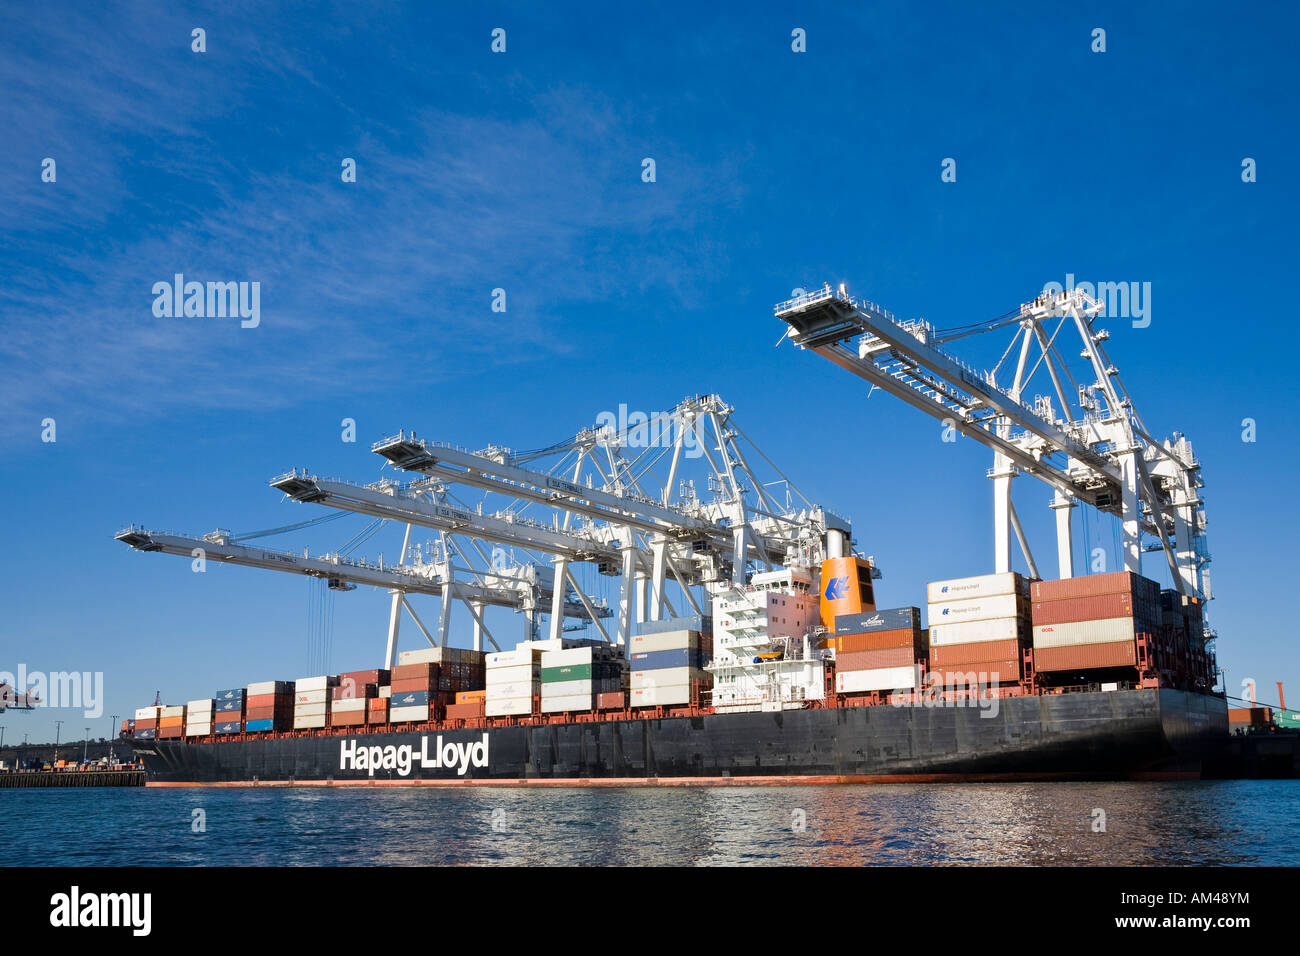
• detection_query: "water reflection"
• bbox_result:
[4,781,1297,866]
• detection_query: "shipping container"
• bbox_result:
[329,712,367,727]
[1032,617,1141,649]
[243,719,276,732]
[186,699,215,712]
[1030,570,1159,605]
[486,647,542,668]
[389,690,430,708]
[836,628,924,654]
[837,646,917,671]
[834,607,921,635]
[330,698,367,713]
[391,662,435,681]
[133,728,157,740]
[1033,641,1136,671]
[926,572,1026,605]
[485,663,540,686]
[541,694,597,713]
[331,683,376,700]
[294,675,338,692]
[484,681,538,700]
[243,706,287,721]
[246,680,292,696]
[636,614,712,636]
[293,715,328,730]
[455,690,487,705]
[629,648,706,671]
[1227,707,1271,728]
[1031,592,1145,625]
[214,721,242,735]
[629,684,693,707]
[927,593,1026,625]
[134,706,159,721]
[629,630,702,654]
[399,646,485,666]
[929,638,1025,667]
[929,617,1025,646]
[389,678,435,694]
[293,703,328,717]
[338,669,389,686]
[214,688,245,701]
[160,705,185,718]
[184,723,212,737]
[835,666,918,694]
[444,702,485,720]
[295,689,329,705]
[484,697,533,717]
[215,699,244,713]
[629,665,709,687]
[596,691,625,710]
[929,662,1021,686]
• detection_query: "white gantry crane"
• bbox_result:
[775,283,1209,617]
[117,395,856,665]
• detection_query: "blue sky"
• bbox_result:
[2,1,1298,743]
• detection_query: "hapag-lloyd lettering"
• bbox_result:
[339,734,489,777]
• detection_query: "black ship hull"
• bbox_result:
[130,688,1228,785]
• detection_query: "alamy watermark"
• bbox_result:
[151,274,260,328]
[593,403,704,458]
[888,665,1001,718]
[0,665,103,718]
[1043,273,1150,328]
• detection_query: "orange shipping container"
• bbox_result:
[329,712,366,727]
[838,628,923,654]
[391,663,435,680]
[444,702,485,720]
[929,638,1025,667]
[159,716,184,728]
[390,678,435,694]
[931,660,1022,686]
[838,647,916,671]
[1033,641,1137,671]
[455,690,487,705]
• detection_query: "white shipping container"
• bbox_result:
[540,646,613,667]
[1032,617,1138,648]
[134,706,160,720]
[398,646,484,666]
[485,681,538,700]
[927,593,1025,625]
[485,663,540,686]
[246,681,282,696]
[629,665,709,687]
[160,705,185,718]
[486,647,541,668]
[388,704,429,722]
[836,666,918,694]
[295,689,328,704]
[295,676,331,692]
[629,684,692,707]
[541,678,594,698]
[331,698,367,712]
[928,617,1025,646]
[540,693,596,713]
[485,696,532,717]
[186,699,215,712]
[293,715,328,729]
[629,630,699,654]
[380,686,391,698]
[184,723,212,736]
[293,702,328,716]
[926,572,1024,605]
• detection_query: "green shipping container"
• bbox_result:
[542,663,592,683]
[1275,710,1300,729]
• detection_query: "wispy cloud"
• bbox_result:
[0,5,742,440]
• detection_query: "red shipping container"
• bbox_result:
[157,727,183,739]
[390,678,435,694]
[931,660,1022,685]
[134,719,158,730]
[837,627,924,654]
[367,698,388,709]
[244,693,292,708]
[339,669,389,686]
[1031,593,1139,625]
[329,712,366,727]
[596,691,625,710]
[1030,570,1159,604]
[243,706,292,721]
[444,702,485,720]
[331,683,376,701]
[1033,641,1137,671]
[929,639,1025,667]
[367,707,389,724]
[391,663,436,680]
[838,646,916,671]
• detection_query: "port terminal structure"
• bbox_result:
[119,395,863,669]
[776,284,1211,644]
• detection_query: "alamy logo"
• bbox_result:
[593,404,703,458]
[340,734,489,777]
[1042,273,1151,328]
[50,886,151,936]
[151,274,260,328]
[0,665,102,718]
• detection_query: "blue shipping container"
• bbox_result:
[215,721,242,734]
[244,719,276,732]
[214,688,245,701]
[636,615,712,637]
[389,690,429,707]
[133,728,156,740]
[835,607,921,636]
[629,648,705,670]
[215,699,244,713]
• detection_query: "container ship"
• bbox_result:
[119,284,1229,785]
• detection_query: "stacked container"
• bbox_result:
[158,704,185,739]
[1031,571,1160,674]
[629,629,709,707]
[927,573,1031,685]
[485,643,547,717]
[446,689,486,721]
[244,680,293,732]
[541,643,626,713]
[397,646,486,697]
[389,662,436,723]
[185,698,214,737]
[832,607,926,693]
[133,706,159,740]
[293,676,337,729]
[213,686,245,734]
[330,668,386,727]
